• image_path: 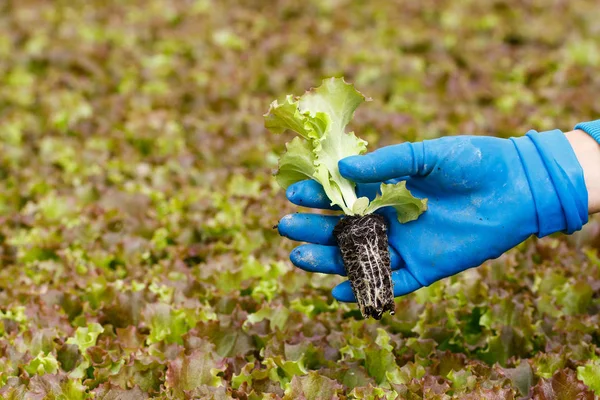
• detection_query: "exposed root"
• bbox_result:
[334,214,395,320]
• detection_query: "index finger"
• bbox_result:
[338,142,425,183]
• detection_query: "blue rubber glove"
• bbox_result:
[277,129,588,302]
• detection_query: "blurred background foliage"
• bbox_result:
[0,0,600,398]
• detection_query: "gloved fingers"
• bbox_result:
[290,243,404,275]
[286,180,340,210]
[277,213,341,245]
[338,142,426,183]
[331,268,423,303]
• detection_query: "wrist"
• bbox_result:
[511,129,588,237]
[565,129,600,214]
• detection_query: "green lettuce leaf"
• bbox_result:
[365,182,428,223]
[351,196,370,215]
[276,137,315,189]
[578,360,600,395]
[265,77,426,222]
[66,323,104,354]
[264,78,368,214]
[24,352,59,376]
[264,95,324,141]
[298,78,368,213]
[66,323,105,379]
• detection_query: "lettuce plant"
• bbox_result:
[265,77,427,319]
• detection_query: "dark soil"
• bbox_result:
[333,214,395,319]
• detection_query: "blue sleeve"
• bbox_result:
[512,129,588,236]
[575,119,600,144]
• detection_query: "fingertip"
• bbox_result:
[289,245,302,264]
[290,244,346,275]
[277,214,295,238]
[286,180,338,210]
[391,269,422,297]
[340,143,421,183]
[285,183,299,203]
[332,281,356,303]
[339,154,386,183]
[338,156,364,181]
[285,180,315,203]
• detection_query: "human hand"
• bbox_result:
[278,130,588,302]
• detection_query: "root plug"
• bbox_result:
[334,214,395,320]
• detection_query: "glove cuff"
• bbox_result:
[574,119,600,145]
[511,129,588,237]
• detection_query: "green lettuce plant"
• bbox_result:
[265,78,427,319]
[265,77,427,220]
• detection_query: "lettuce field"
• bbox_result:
[2,0,600,398]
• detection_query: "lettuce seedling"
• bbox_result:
[265,77,427,319]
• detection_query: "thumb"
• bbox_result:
[338,142,427,183]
